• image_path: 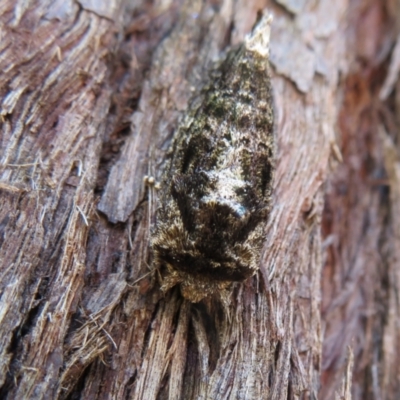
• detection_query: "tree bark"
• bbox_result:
[0,0,397,399]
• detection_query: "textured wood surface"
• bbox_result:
[0,0,398,399]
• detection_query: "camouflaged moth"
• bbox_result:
[152,13,275,302]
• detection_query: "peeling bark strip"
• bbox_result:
[152,14,275,303]
[0,0,122,397]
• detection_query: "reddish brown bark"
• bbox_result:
[0,0,398,399]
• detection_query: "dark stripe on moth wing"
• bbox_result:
[159,250,255,282]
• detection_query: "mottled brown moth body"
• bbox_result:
[152,13,274,302]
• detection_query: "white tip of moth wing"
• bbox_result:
[245,12,273,58]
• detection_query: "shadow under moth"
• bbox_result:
[152,12,275,302]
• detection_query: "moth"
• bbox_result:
[152,13,275,302]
